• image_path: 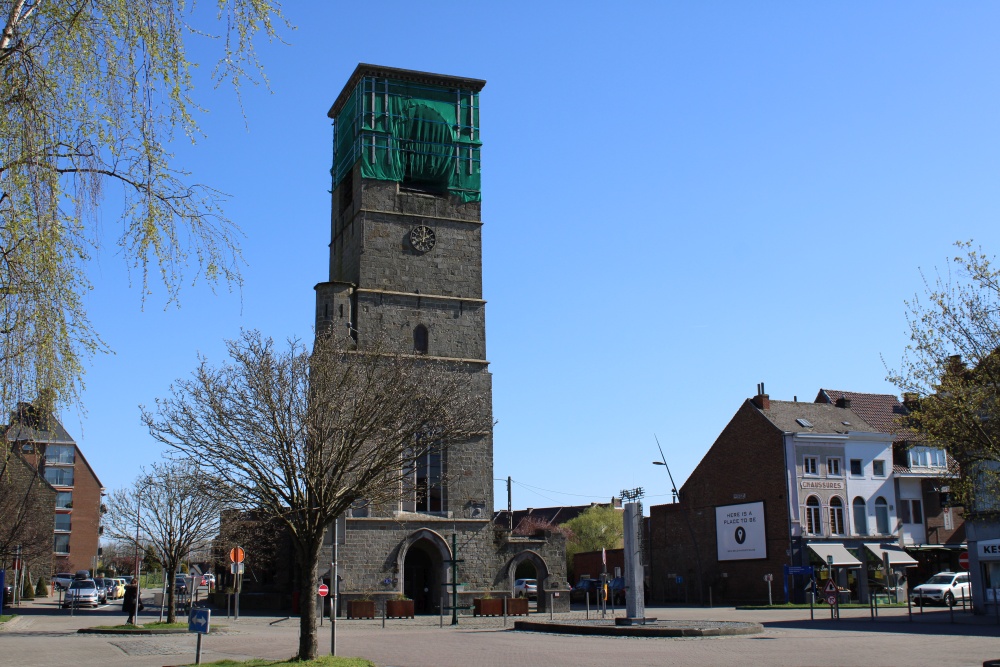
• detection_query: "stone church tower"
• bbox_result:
[315,64,566,614]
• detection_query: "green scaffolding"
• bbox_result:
[332,76,482,202]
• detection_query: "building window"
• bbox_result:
[875,496,890,534]
[908,447,946,469]
[850,459,863,476]
[805,496,822,535]
[899,499,923,525]
[44,466,74,487]
[403,446,444,513]
[413,325,429,355]
[55,491,72,509]
[829,496,845,535]
[44,444,75,464]
[853,497,867,535]
[804,456,818,476]
[54,514,71,532]
[827,458,842,477]
[54,534,70,554]
[872,460,886,477]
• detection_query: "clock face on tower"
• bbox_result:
[409,225,436,253]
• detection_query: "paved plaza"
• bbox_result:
[2,599,1000,666]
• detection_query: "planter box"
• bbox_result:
[347,599,375,619]
[386,599,414,618]
[473,598,505,617]
[506,597,529,616]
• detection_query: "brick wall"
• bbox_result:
[649,400,791,604]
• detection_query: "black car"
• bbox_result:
[1,583,12,607]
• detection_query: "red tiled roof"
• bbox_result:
[814,389,918,439]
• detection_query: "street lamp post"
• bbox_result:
[653,435,705,605]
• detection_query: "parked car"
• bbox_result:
[912,571,970,606]
[92,578,109,604]
[201,573,216,587]
[63,579,100,608]
[2,582,13,607]
[120,575,134,585]
[514,578,537,599]
[112,579,126,599]
[175,575,189,595]
[572,577,626,605]
[52,572,74,590]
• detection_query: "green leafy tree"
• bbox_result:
[0,0,287,416]
[563,504,623,576]
[889,241,1000,514]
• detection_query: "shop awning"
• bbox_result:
[864,543,919,568]
[807,543,862,568]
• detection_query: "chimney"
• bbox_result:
[836,396,851,409]
[902,392,919,411]
[752,382,770,409]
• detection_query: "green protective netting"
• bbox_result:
[332,77,482,202]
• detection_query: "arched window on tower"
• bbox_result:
[414,325,429,354]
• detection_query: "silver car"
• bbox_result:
[63,579,100,608]
[912,571,970,606]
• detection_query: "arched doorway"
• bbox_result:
[507,551,549,612]
[399,529,450,614]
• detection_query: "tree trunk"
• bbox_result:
[296,540,322,660]
[166,566,177,624]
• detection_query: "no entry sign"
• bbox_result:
[959,551,969,570]
[318,584,329,597]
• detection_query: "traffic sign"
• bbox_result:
[318,584,329,597]
[230,563,244,574]
[189,608,211,634]
[826,594,837,605]
[959,551,969,570]
[824,579,838,594]
[764,573,773,582]
[784,565,814,576]
[229,547,245,563]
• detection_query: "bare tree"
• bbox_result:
[104,461,221,623]
[141,329,490,659]
[0,445,52,572]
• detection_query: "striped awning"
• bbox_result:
[807,543,862,568]
[864,543,919,568]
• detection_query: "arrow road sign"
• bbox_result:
[189,608,211,634]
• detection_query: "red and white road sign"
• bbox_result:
[824,579,838,594]
[959,551,969,570]
[317,584,329,597]
[229,547,245,563]
[826,594,837,605]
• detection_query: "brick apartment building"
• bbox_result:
[6,402,104,575]
[650,390,920,605]
[0,448,56,580]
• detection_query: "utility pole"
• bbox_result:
[507,477,512,533]
[444,534,464,626]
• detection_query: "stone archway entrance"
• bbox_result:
[399,529,450,614]
[508,550,550,612]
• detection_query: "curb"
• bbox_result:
[513,620,764,638]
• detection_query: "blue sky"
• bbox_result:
[67,3,1000,514]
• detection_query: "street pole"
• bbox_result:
[654,436,705,604]
[451,533,459,626]
[331,518,338,657]
[134,493,142,624]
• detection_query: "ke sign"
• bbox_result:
[716,501,767,561]
[978,539,1000,561]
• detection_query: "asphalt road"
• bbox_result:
[3,597,1000,666]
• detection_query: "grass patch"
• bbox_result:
[186,658,375,667]
[91,621,191,630]
[0,614,15,623]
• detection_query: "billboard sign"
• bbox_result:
[716,501,767,561]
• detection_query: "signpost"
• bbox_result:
[824,579,839,618]
[189,608,211,665]
[764,573,773,606]
[229,546,244,620]
[317,583,329,627]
